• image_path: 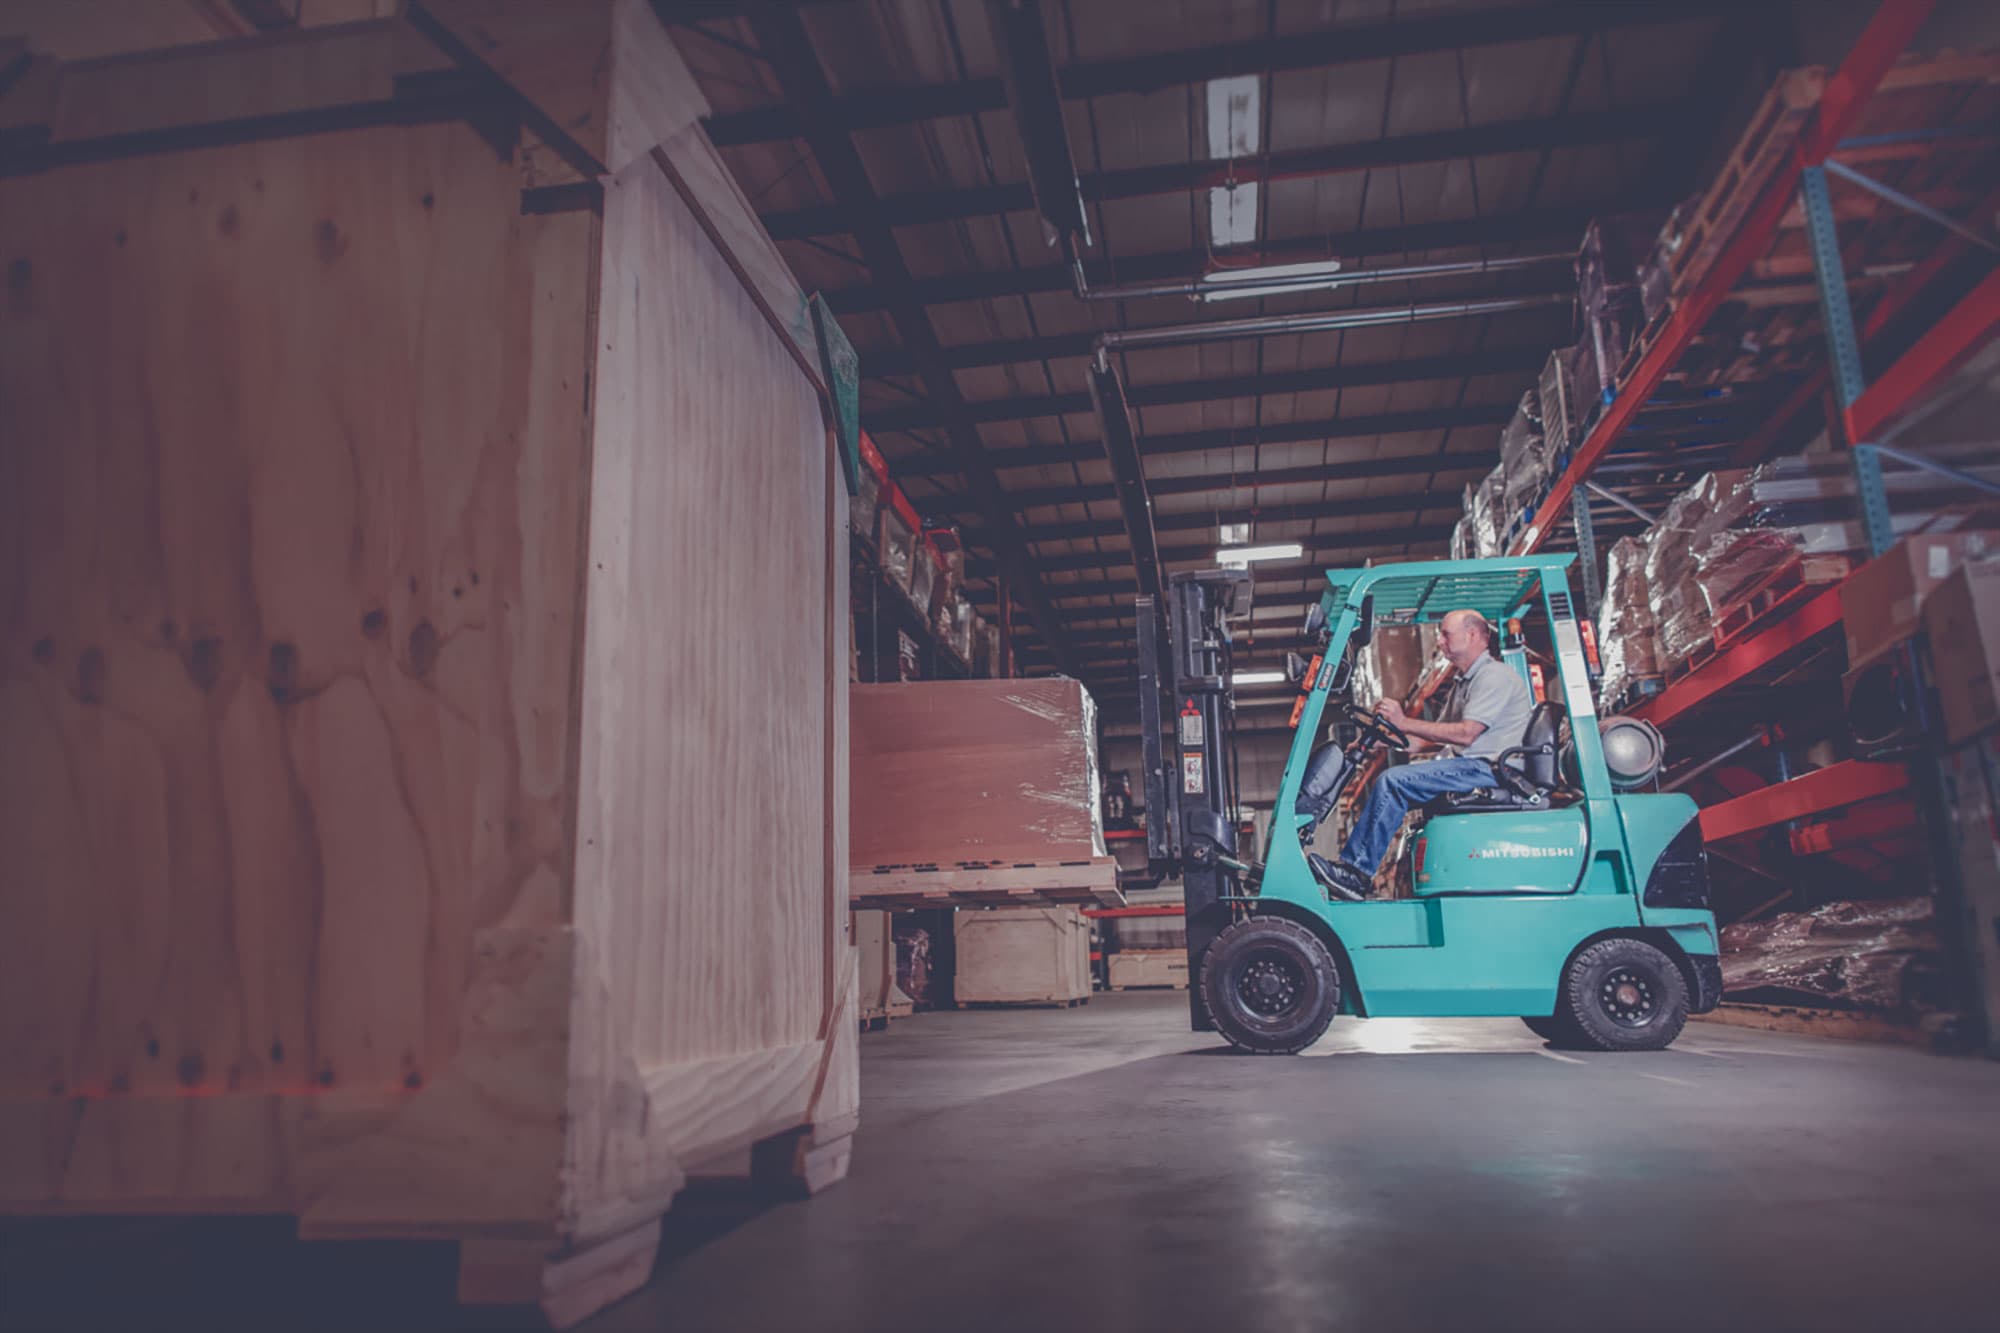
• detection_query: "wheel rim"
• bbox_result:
[1236,950,1306,1020]
[1598,967,1657,1028]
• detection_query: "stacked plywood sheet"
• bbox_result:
[850,679,1120,910]
[0,6,853,1326]
[855,910,913,1024]
[1108,951,1190,991]
[955,909,1092,1006]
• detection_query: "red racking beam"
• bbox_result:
[1844,267,2000,444]
[1699,759,1911,843]
[1513,0,1934,555]
[1788,798,1920,854]
[1631,584,1845,728]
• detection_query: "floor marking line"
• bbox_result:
[1676,1046,1733,1059]
[1639,1071,1697,1087]
[1534,1049,1586,1065]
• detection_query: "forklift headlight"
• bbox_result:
[1285,651,1310,685]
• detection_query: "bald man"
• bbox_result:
[1310,608,1534,897]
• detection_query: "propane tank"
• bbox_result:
[1598,716,1666,790]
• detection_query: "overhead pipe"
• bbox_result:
[1069,249,1571,303]
[1092,292,1569,360]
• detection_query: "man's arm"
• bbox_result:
[1375,698,1485,750]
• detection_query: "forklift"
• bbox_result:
[1137,555,1722,1055]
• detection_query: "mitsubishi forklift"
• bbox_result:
[1137,555,1722,1055]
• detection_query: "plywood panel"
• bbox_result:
[0,116,594,1210]
[559,149,844,1231]
[850,679,1107,867]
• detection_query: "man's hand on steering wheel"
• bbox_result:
[1346,701,1411,751]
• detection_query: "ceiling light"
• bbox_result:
[1208,181,1260,248]
[1197,258,1347,302]
[1219,521,1250,545]
[1232,670,1286,686]
[1218,542,1304,567]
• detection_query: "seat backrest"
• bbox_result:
[1521,701,1565,790]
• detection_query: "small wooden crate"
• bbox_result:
[1107,950,1190,991]
[955,908,1092,1007]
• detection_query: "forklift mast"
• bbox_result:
[1138,568,1249,1030]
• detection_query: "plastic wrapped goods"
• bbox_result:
[850,679,1107,867]
[1596,536,1660,708]
[1639,198,1696,325]
[851,464,882,548]
[1576,212,1661,392]
[1352,624,1440,710]
[909,547,938,620]
[1643,464,1873,669]
[1720,897,1944,1012]
[880,501,917,590]
[1469,465,1508,558]
[1498,391,1548,525]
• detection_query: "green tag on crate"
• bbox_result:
[810,293,862,496]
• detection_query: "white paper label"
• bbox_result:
[1179,713,1205,747]
[1930,545,1952,578]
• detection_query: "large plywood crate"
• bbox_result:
[955,908,1091,1007]
[850,679,1121,911]
[0,6,854,1325]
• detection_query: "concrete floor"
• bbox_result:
[5,994,1998,1330]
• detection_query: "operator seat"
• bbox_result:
[1426,701,1569,814]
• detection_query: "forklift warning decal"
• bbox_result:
[1182,753,1205,794]
[1179,711,1204,747]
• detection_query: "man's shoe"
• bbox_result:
[1307,852,1373,902]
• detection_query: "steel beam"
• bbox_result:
[1845,267,2000,445]
[701,1,1741,148]
[868,346,1549,434]
[893,406,1508,481]
[1699,759,1911,843]
[762,102,1687,239]
[1006,489,1462,544]
[748,9,1078,673]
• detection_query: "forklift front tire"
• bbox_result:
[1557,937,1690,1052]
[1200,916,1341,1055]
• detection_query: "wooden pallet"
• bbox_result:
[1669,66,1827,301]
[957,997,1089,1011]
[1712,553,1854,651]
[851,857,1123,910]
[1692,1002,1935,1047]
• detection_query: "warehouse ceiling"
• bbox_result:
[678,1,1790,701]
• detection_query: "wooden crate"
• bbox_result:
[1107,950,1189,991]
[0,6,854,1326]
[851,679,1121,909]
[955,908,1091,1007]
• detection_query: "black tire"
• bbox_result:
[1199,916,1341,1055]
[1557,938,1689,1052]
[1520,1015,1572,1043]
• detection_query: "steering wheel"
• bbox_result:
[1346,702,1411,752]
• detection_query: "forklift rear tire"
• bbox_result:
[1557,937,1689,1052]
[1519,1015,1578,1045]
[1200,916,1341,1055]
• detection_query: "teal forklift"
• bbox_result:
[1137,555,1721,1055]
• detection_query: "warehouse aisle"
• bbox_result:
[600,993,2000,1333]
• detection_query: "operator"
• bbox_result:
[1315,608,1533,896]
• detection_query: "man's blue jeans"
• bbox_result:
[1340,757,1495,875]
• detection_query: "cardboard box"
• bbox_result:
[1843,531,2000,668]
[1923,559,2000,746]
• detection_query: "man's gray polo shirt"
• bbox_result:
[1437,651,1534,762]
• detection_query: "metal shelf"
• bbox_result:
[1698,758,1911,843]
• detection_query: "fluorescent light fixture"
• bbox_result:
[1197,257,1347,302]
[1208,181,1260,248]
[1232,670,1286,686]
[1206,75,1260,160]
[1218,542,1304,568]
[1219,521,1251,545]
